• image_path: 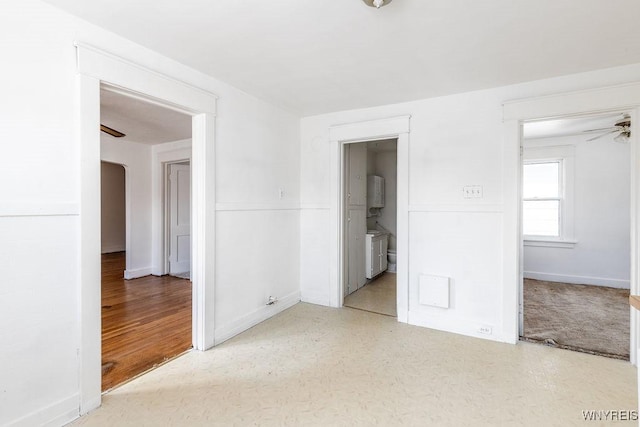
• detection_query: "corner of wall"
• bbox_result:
[214,290,301,345]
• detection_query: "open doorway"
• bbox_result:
[99,86,193,390]
[343,139,398,317]
[519,112,632,360]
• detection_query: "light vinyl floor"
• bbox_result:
[74,303,636,426]
[343,272,397,317]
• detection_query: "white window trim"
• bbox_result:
[522,144,576,248]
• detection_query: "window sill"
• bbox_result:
[524,238,577,248]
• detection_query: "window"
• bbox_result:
[522,144,575,247]
[522,161,561,237]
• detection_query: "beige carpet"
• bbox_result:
[344,273,396,317]
[523,278,630,360]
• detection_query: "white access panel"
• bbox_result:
[419,274,450,308]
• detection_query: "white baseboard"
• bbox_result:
[214,290,300,345]
[124,267,153,280]
[524,271,630,289]
[407,311,513,344]
[7,394,78,427]
[101,245,125,254]
[300,291,331,307]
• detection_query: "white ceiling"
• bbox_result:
[47,0,640,116]
[100,88,191,144]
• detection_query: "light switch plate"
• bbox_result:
[463,185,483,199]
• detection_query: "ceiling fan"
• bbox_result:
[583,114,631,142]
[100,124,126,138]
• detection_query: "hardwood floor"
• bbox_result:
[102,252,192,391]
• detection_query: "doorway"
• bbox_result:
[342,139,398,317]
[99,86,193,391]
[77,43,217,413]
[519,112,632,359]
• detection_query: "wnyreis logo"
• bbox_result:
[582,410,638,421]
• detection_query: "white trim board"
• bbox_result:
[6,394,78,427]
[300,291,332,307]
[75,43,217,114]
[76,43,217,416]
[214,291,301,345]
[503,82,640,121]
[329,115,411,142]
[408,204,504,213]
[124,267,154,280]
[407,311,503,344]
[215,203,302,211]
[0,202,79,217]
[524,271,630,289]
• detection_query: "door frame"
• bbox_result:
[164,160,191,275]
[152,139,192,276]
[503,82,640,364]
[76,42,217,414]
[329,116,410,322]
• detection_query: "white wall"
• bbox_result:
[0,1,300,425]
[100,162,126,253]
[300,62,640,342]
[101,138,153,278]
[523,134,630,288]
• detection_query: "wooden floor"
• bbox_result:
[102,252,192,391]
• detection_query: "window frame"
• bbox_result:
[522,144,576,248]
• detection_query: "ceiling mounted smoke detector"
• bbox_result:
[363,0,392,8]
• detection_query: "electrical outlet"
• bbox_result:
[463,185,483,199]
[478,325,492,335]
[267,296,278,306]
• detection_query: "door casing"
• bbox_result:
[503,82,640,364]
[76,42,217,414]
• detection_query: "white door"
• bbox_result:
[347,209,366,294]
[345,143,367,296]
[168,163,191,275]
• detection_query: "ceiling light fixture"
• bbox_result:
[363,0,392,8]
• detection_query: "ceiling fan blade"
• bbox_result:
[615,114,631,127]
[586,129,618,142]
[581,126,618,134]
[100,124,126,138]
